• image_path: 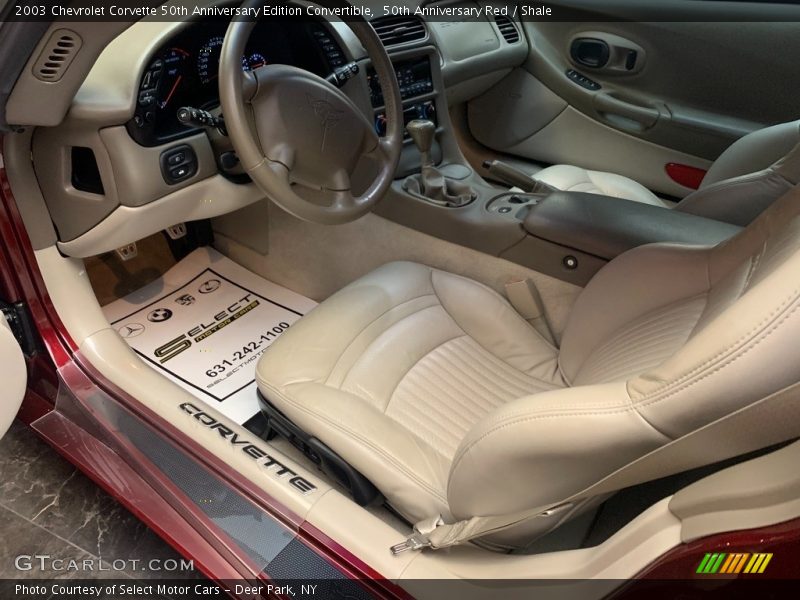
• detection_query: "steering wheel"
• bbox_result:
[219,1,403,224]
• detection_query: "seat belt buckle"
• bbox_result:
[390,531,432,555]
[390,515,444,555]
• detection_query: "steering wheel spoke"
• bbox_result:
[241,69,259,101]
[330,189,358,211]
[219,1,402,224]
[365,136,394,163]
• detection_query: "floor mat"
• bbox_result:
[103,247,317,424]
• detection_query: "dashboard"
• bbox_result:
[29,2,530,258]
[127,18,346,146]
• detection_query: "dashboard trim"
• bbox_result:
[56,173,264,258]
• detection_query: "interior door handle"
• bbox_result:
[570,38,610,69]
[593,93,661,129]
[569,32,645,74]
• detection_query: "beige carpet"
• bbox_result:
[212,201,581,340]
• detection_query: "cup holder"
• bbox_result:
[487,192,547,219]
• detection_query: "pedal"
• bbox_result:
[115,242,138,262]
[166,223,187,240]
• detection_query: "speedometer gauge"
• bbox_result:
[242,53,267,71]
[156,48,190,110]
[197,36,224,85]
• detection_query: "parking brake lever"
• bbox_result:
[483,159,556,194]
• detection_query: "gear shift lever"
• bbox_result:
[402,119,476,207]
[406,119,436,167]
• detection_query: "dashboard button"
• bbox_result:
[170,165,190,180]
[160,144,197,185]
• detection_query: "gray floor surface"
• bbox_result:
[0,419,202,584]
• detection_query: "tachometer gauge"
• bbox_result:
[197,35,224,85]
[242,53,267,71]
[156,48,190,110]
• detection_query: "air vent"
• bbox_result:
[33,29,82,82]
[495,16,520,44]
[371,16,427,47]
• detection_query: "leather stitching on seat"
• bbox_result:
[386,336,560,458]
[574,294,708,384]
[455,339,562,393]
[633,292,800,404]
[425,342,548,401]
[742,245,766,292]
[380,330,465,404]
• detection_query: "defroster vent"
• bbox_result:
[371,16,427,47]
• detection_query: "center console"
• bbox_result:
[499,191,742,285]
[368,56,437,138]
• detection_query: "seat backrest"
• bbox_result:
[447,184,800,535]
[675,122,800,226]
[702,119,800,188]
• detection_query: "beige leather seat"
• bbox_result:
[256,185,800,549]
[533,120,800,226]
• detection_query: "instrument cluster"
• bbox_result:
[129,17,344,146]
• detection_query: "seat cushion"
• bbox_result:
[256,261,564,522]
[534,164,669,207]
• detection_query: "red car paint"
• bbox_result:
[2,145,799,597]
[0,153,403,599]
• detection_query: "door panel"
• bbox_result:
[0,313,26,438]
[468,1,800,197]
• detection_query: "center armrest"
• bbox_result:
[523,192,742,260]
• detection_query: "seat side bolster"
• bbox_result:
[446,381,669,520]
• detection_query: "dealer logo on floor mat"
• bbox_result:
[198,279,221,294]
[175,294,196,306]
[117,323,146,338]
[147,308,174,322]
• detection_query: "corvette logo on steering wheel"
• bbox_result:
[308,94,344,152]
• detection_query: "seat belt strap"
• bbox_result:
[505,278,556,345]
[391,379,800,553]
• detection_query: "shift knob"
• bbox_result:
[406,119,435,166]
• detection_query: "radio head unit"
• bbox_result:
[368,57,434,108]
